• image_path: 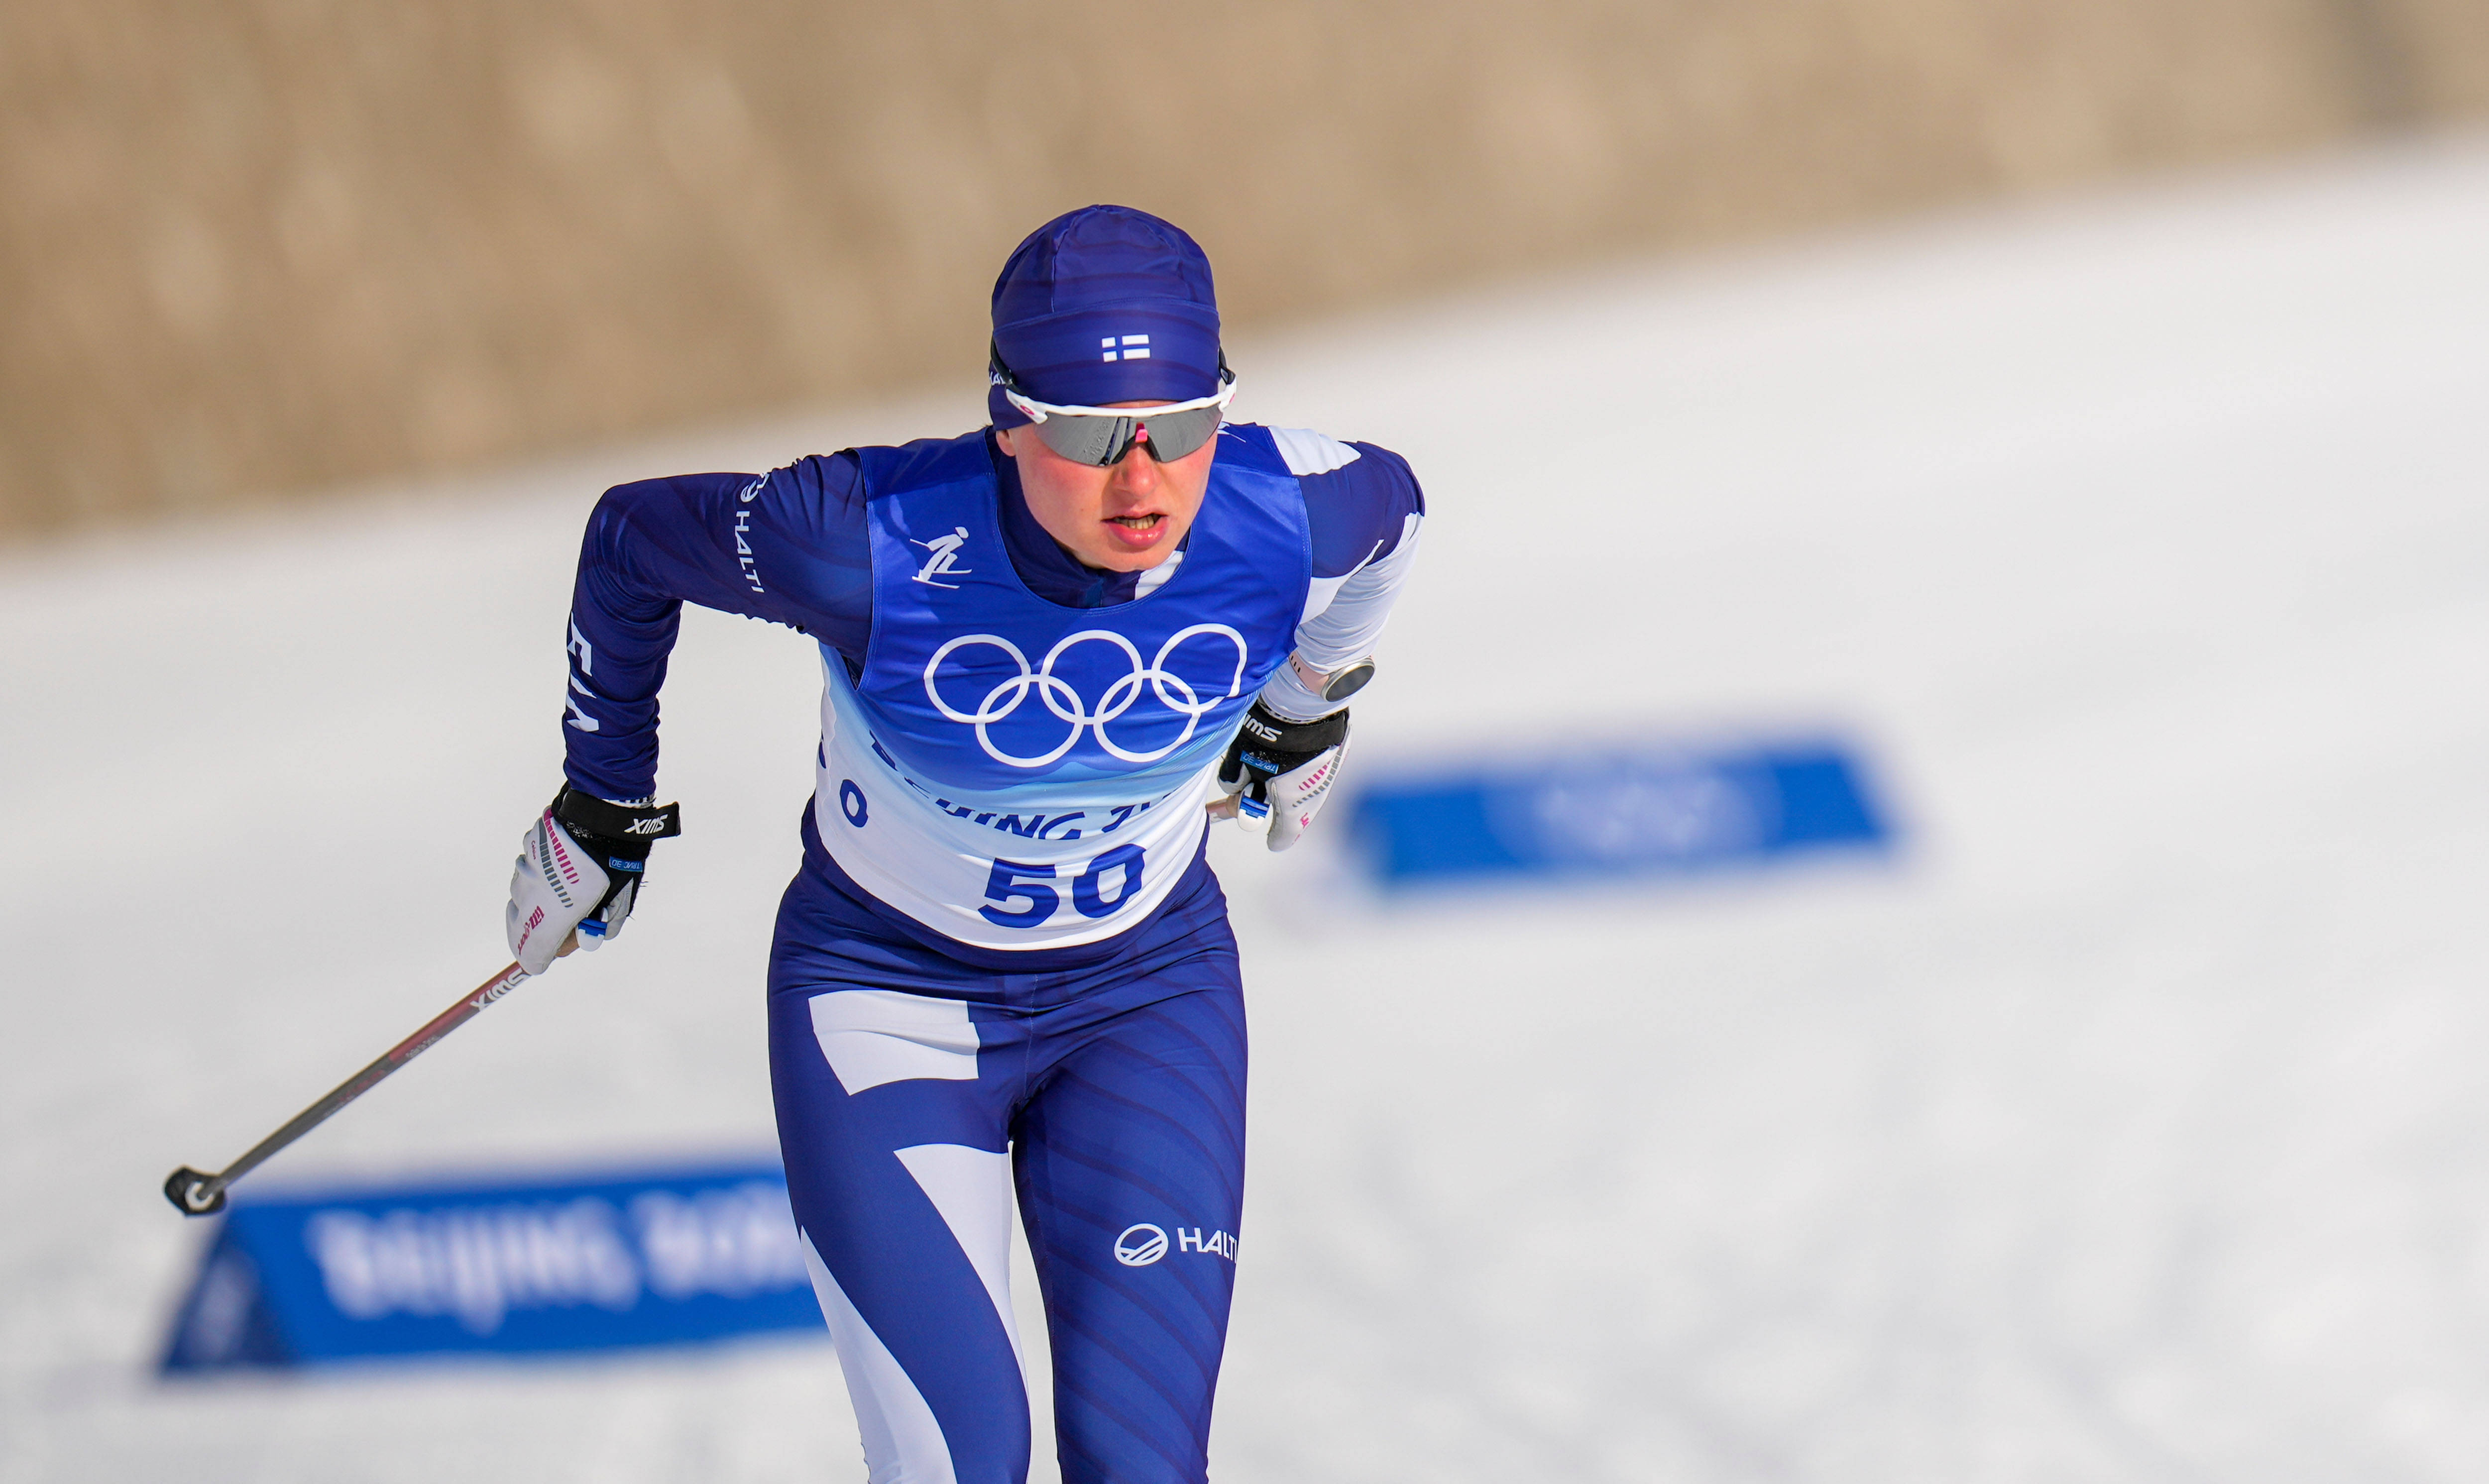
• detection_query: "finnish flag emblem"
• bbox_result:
[1100,334,1151,362]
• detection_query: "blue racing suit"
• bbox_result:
[561,424,1421,1483]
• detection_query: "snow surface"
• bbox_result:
[8,134,2489,1482]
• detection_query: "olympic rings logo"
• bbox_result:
[923,625,1250,768]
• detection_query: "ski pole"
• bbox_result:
[162,960,533,1216]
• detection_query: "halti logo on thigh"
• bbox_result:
[1114,1224,1168,1266]
[1114,1223,1236,1266]
[1176,1227,1238,1261]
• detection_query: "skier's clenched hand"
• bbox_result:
[504,787,681,974]
[1214,701,1350,851]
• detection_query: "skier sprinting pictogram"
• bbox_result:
[910,526,974,587]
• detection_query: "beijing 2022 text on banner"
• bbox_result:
[160,1162,821,1373]
[1344,737,1893,888]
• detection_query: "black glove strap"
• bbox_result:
[1237,700,1348,755]
[551,786,682,857]
[1226,702,1350,789]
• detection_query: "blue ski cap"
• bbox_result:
[988,205,1222,427]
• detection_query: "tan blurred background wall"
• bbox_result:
[5,0,2486,539]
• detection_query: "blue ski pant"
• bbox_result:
[768,832,1246,1484]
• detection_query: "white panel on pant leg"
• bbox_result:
[802,1230,958,1484]
[810,989,981,1093]
[895,1144,1024,1374]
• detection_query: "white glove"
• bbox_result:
[505,788,681,974]
[1215,701,1351,852]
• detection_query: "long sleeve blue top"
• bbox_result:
[561,426,1424,802]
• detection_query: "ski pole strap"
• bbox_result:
[551,786,682,843]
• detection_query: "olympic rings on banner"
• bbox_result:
[923,625,1250,767]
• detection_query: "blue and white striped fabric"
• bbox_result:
[769,835,1246,1484]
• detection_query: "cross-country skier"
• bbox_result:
[504,205,1423,1484]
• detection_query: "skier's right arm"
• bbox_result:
[507,455,870,972]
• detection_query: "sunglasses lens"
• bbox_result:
[1136,407,1220,460]
[1032,415,1133,466]
[1029,406,1221,466]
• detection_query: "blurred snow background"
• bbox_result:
[7,135,2489,1482]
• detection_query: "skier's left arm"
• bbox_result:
[1217,441,1425,848]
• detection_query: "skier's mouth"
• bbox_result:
[1101,510,1174,554]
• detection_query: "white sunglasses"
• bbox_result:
[995,373,1239,466]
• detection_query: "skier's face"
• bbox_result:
[996,403,1216,572]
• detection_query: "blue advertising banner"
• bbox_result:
[1345,738,1892,887]
[160,1161,823,1373]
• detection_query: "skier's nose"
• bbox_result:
[1108,433,1160,490]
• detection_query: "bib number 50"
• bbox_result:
[979,845,1146,929]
